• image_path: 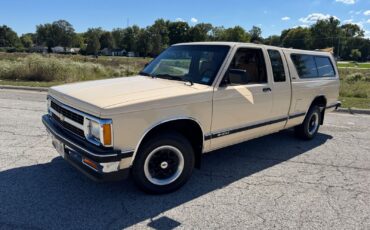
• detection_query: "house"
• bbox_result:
[51,46,65,53]
[29,46,48,53]
[100,48,127,56]
[112,49,127,56]
[65,47,80,54]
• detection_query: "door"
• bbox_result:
[210,47,275,150]
[266,49,291,128]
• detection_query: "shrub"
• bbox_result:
[0,54,134,82]
[345,73,364,83]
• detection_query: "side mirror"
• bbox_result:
[220,68,248,87]
[219,76,229,87]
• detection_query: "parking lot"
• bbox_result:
[0,89,369,230]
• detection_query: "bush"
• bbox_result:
[0,54,133,82]
[345,73,364,83]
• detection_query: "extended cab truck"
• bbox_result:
[42,42,340,194]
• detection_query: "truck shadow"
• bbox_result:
[0,130,332,230]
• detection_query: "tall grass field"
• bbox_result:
[0,52,369,108]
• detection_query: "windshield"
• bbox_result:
[140,45,230,86]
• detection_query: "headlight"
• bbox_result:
[86,119,113,147]
[89,120,101,141]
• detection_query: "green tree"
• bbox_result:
[112,28,125,49]
[249,26,262,43]
[20,34,34,48]
[310,17,340,54]
[224,26,250,42]
[122,25,141,52]
[340,24,364,38]
[86,35,100,55]
[148,19,169,56]
[188,23,213,42]
[0,25,22,47]
[168,21,190,45]
[36,20,76,48]
[99,31,114,49]
[72,33,85,48]
[282,27,311,49]
[137,28,152,57]
[350,49,361,61]
[263,35,281,46]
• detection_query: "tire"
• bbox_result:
[132,132,195,194]
[295,105,321,140]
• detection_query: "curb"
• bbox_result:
[335,108,370,115]
[0,85,48,92]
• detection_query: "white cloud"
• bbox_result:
[367,19,370,24]
[335,0,356,4]
[293,25,310,29]
[299,13,339,24]
[365,30,370,38]
[190,17,198,23]
[364,10,370,16]
[281,16,290,21]
[175,18,185,22]
[343,19,353,24]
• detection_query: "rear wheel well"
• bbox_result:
[310,96,327,125]
[137,119,203,168]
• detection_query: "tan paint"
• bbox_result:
[47,42,340,169]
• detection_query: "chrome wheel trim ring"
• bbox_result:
[308,112,319,135]
[144,145,185,186]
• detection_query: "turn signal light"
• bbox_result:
[102,124,112,146]
[82,158,98,170]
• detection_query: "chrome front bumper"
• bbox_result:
[42,114,132,181]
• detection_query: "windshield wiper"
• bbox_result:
[139,71,155,78]
[155,74,184,82]
[150,73,194,86]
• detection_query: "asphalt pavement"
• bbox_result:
[0,89,369,230]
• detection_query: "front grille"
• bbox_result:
[50,100,84,124]
[52,113,85,138]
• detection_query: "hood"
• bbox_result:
[49,76,212,116]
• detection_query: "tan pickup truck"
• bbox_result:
[42,42,340,193]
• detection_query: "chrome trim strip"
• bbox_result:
[49,107,84,130]
[131,117,205,165]
[48,96,114,147]
[44,117,119,158]
[204,112,306,140]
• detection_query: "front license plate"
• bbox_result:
[51,136,65,158]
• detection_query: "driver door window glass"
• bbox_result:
[225,48,267,85]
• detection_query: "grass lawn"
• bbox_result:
[337,62,370,69]
[339,97,370,109]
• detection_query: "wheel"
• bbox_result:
[295,105,321,140]
[132,132,195,194]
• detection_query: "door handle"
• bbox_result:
[262,87,272,92]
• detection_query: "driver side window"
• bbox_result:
[223,48,267,86]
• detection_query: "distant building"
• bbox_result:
[100,48,127,56]
[65,47,80,54]
[29,46,48,53]
[51,46,65,53]
[112,49,127,56]
[127,51,136,57]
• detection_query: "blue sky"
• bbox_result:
[1,0,370,37]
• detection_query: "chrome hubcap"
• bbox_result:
[308,113,319,135]
[144,146,184,186]
[160,161,168,169]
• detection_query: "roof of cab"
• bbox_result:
[173,41,333,56]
